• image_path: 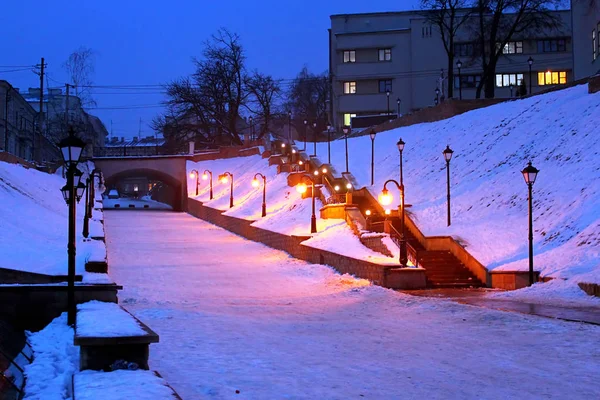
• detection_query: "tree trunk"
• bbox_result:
[447,54,454,99]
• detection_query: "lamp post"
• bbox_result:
[296,174,318,234]
[303,119,308,151]
[435,88,440,105]
[221,172,234,208]
[396,98,401,117]
[528,57,534,95]
[82,177,90,238]
[249,116,253,142]
[509,84,514,98]
[58,127,86,326]
[342,125,350,173]
[312,121,317,157]
[386,90,390,116]
[370,129,376,186]
[397,138,405,185]
[443,145,454,226]
[189,169,200,196]
[522,162,539,286]
[326,124,331,164]
[201,170,213,200]
[288,111,292,145]
[252,173,267,217]
[456,59,463,100]
[378,180,408,266]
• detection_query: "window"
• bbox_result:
[343,113,356,126]
[537,39,567,53]
[499,41,523,54]
[343,50,356,63]
[454,42,477,57]
[454,75,481,89]
[538,71,567,86]
[378,48,392,61]
[343,81,356,94]
[422,26,432,38]
[594,30,597,61]
[379,79,392,93]
[495,73,524,87]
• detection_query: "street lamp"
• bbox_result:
[288,111,292,145]
[386,90,390,116]
[378,180,408,266]
[189,169,200,196]
[249,116,253,142]
[443,145,454,226]
[326,124,331,164]
[82,177,91,238]
[522,161,539,286]
[220,172,234,208]
[456,59,463,100]
[202,170,213,200]
[303,119,308,151]
[435,88,440,105]
[296,174,318,234]
[312,121,317,157]
[397,138,405,185]
[396,98,401,117]
[528,57,534,95]
[252,173,267,217]
[58,127,86,326]
[370,129,376,186]
[342,125,350,173]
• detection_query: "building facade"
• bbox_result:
[572,0,600,79]
[329,10,574,128]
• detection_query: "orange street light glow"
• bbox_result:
[334,185,340,191]
[379,189,393,206]
[313,170,319,176]
[346,183,352,189]
[292,149,296,154]
[299,160,304,165]
[296,183,308,194]
[252,179,260,188]
[282,143,286,148]
[202,174,208,180]
[189,172,196,178]
[385,209,391,215]
[221,177,229,184]
[365,210,372,216]
[321,167,328,174]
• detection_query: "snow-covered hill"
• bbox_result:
[317,84,599,283]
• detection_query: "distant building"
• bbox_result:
[572,0,600,80]
[98,135,166,157]
[329,10,574,128]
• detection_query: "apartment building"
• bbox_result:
[0,80,40,160]
[572,0,600,79]
[329,10,573,128]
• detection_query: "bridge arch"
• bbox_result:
[94,156,188,211]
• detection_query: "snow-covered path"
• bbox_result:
[105,211,599,400]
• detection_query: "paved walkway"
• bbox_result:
[105,211,600,400]
[408,289,600,325]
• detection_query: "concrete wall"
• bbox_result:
[572,0,600,79]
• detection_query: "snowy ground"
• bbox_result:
[0,161,110,282]
[187,156,400,265]
[106,211,600,400]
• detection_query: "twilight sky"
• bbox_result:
[1,0,419,139]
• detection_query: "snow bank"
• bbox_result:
[489,279,600,307]
[314,85,600,283]
[0,161,110,281]
[77,301,146,337]
[187,156,400,264]
[23,314,78,399]
[74,370,177,400]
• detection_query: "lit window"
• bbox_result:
[343,81,356,94]
[499,41,523,54]
[378,48,392,61]
[378,79,392,93]
[538,71,567,86]
[495,73,524,87]
[343,113,356,126]
[343,50,356,63]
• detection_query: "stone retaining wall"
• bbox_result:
[187,199,426,289]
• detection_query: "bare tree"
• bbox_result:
[421,0,474,99]
[63,46,97,107]
[244,71,281,139]
[286,66,329,133]
[474,0,563,98]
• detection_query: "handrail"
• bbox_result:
[326,193,346,205]
[387,223,419,268]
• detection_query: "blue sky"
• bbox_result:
[1,0,420,138]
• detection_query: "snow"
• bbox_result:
[23,313,78,400]
[187,156,400,264]
[74,370,177,400]
[77,301,146,337]
[488,278,600,307]
[106,211,600,399]
[103,197,172,210]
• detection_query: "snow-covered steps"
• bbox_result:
[73,370,182,400]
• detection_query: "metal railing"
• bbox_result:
[326,193,346,205]
[368,220,419,267]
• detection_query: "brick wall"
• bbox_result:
[360,235,393,258]
[186,199,424,288]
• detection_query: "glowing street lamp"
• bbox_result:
[528,57,534,95]
[326,124,332,164]
[456,59,463,100]
[252,173,267,217]
[443,145,454,226]
[370,129,376,186]
[522,161,539,286]
[202,169,213,200]
[296,174,318,234]
[342,125,350,173]
[220,171,234,208]
[312,121,317,157]
[378,179,408,266]
[303,119,308,151]
[58,127,86,327]
[189,169,200,196]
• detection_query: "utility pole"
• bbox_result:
[35,57,45,161]
[65,83,70,127]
